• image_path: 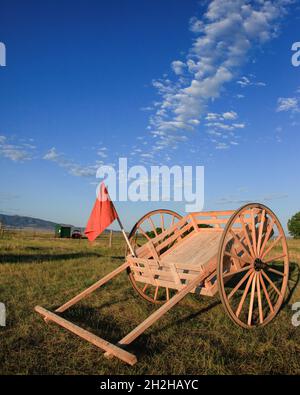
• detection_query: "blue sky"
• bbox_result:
[0,0,299,231]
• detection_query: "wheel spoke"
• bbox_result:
[259,272,274,313]
[266,267,286,277]
[256,273,264,324]
[160,214,165,232]
[247,273,257,326]
[224,251,252,266]
[256,209,266,256]
[142,284,148,293]
[228,269,253,300]
[138,226,151,241]
[236,271,255,318]
[239,215,256,258]
[261,270,281,296]
[229,230,253,262]
[259,217,275,258]
[222,265,252,279]
[251,209,257,256]
[154,286,158,301]
[261,235,283,260]
[264,253,286,264]
[149,217,158,236]
[230,246,242,270]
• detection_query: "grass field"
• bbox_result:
[0,230,300,375]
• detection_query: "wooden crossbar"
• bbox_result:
[35,306,137,366]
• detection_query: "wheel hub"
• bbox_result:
[254,258,266,271]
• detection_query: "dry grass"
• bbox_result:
[0,230,300,375]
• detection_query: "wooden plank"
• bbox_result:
[35,306,137,366]
[157,226,196,257]
[132,273,181,290]
[129,257,202,274]
[189,213,200,232]
[147,242,160,261]
[161,231,222,268]
[130,265,196,282]
[211,215,221,228]
[130,266,173,283]
[169,261,183,286]
[55,261,130,313]
[192,210,235,217]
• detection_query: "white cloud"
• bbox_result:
[140,106,153,112]
[147,0,289,152]
[204,110,243,149]
[222,111,238,120]
[189,16,204,33]
[237,76,251,87]
[43,147,96,178]
[0,146,31,161]
[205,112,219,121]
[237,75,266,88]
[97,151,107,158]
[0,135,35,162]
[43,147,60,161]
[215,192,288,205]
[215,142,230,150]
[206,122,234,131]
[276,97,299,112]
[232,123,245,129]
[171,60,186,75]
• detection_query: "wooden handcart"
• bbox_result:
[35,203,289,365]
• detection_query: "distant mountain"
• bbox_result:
[0,214,60,230]
[0,213,123,233]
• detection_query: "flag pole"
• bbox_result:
[116,217,136,257]
[105,188,136,257]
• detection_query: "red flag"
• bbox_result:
[84,183,118,242]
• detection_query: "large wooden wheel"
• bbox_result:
[127,209,182,304]
[217,203,289,328]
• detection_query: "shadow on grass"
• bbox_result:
[283,261,300,306]
[0,251,103,264]
[149,299,221,337]
[59,305,130,344]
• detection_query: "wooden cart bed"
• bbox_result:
[127,212,235,297]
[161,231,222,267]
